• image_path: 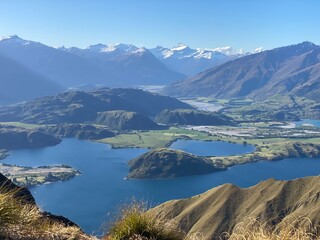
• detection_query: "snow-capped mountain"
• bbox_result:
[0,34,264,104]
[64,44,185,85]
[149,43,234,76]
[0,35,185,92]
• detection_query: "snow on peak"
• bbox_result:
[130,47,148,56]
[253,47,263,53]
[86,44,108,52]
[0,35,30,45]
[102,43,138,53]
[212,46,245,56]
[171,43,190,51]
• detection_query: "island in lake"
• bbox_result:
[0,163,80,187]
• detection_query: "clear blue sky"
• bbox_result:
[0,0,319,50]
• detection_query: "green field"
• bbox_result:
[99,127,212,149]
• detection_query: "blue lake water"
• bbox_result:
[2,138,320,236]
[294,119,320,127]
[170,139,255,156]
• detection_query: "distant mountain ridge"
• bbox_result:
[0,35,264,104]
[64,44,186,86]
[0,52,61,104]
[0,88,192,130]
[163,41,320,100]
[0,35,185,95]
[150,44,264,76]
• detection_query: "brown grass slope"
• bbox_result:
[150,176,320,239]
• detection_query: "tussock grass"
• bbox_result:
[105,202,320,240]
[104,201,185,240]
[0,184,94,240]
[223,217,320,240]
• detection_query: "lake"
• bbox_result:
[170,139,255,156]
[294,119,320,128]
[2,139,320,236]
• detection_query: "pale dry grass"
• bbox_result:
[0,185,94,240]
[223,217,320,240]
[104,201,185,240]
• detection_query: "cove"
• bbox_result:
[2,138,320,235]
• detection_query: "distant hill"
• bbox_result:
[150,176,320,239]
[96,110,164,131]
[39,124,115,140]
[164,42,320,100]
[94,88,193,116]
[0,53,61,104]
[0,88,192,130]
[0,125,61,149]
[155,109,236,126]
[128,148,219,179]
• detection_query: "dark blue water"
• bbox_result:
[170,139,255,156]
[2,139,320,235]
[294,119,320,128]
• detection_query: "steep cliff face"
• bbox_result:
[150,176,320,239]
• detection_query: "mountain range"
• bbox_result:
[0,35,249,104]
[3,35,319,105]
[164,41,320,100]
[150,44,236,76]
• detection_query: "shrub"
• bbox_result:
[105,202,185,240]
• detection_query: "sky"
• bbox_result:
[0,0,319,51]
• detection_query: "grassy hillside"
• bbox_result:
[155,109,235,126]
[149,176,320,239]
[96,110,163,131]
